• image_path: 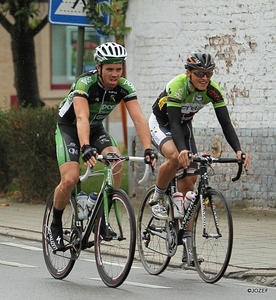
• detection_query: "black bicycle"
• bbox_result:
[137,153,245,283]
[42,153,145,288]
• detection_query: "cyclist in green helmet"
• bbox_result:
[49,42,157,251]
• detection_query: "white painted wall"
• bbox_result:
[125,0,276,129]
[124,0,276,207]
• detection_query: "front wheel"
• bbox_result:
[137,187,171,275]
[94,188,136,288]
[192,188,233,283]
[42,190,78,279]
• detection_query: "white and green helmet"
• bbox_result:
[94,42,127,65]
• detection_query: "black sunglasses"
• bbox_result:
[192,71,213,79]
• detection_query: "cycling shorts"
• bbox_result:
[149,113,197,156]
[55,123,118,166]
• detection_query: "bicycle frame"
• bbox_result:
[70,157,120,249]
[159,156,238,248]
[178,155,242,236]
[72,153,147,249]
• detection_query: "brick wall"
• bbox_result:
[125,0,276,208]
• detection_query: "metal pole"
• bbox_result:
[75,27,85,77]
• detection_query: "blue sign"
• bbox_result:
[48,0,111,27]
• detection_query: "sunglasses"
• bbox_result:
[192,71,213,79]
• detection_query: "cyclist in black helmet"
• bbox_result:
[48,42,157,251]
[149,50,250,228]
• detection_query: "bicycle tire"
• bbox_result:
[94,188,136,288]
[192,188,233,283]
[137,187,171,275]
[42,190,77,279]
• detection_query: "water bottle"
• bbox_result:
[77,191,88,220]
[172,191,184,218]
[183,191,195,212]
[87,192,98,212]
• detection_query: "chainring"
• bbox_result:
[165,221,178,257]
[69,227,82,259]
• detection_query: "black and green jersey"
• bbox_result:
[152,73,226,124]
[58,70,137,128]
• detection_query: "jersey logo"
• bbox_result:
[80,77,92,85]
[101,104,117,110]
[207,86,222,102]
[158,96,167,110]
[99,137,110,144]
[123,79,136,91]
[195,94,203,103]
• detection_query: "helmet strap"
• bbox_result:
[97,65,108,90]
[186,70,195,90]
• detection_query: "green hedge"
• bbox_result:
[0,107,129,202]
[0,107,60,202]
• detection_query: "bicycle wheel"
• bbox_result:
[192,188,233,283]
[42,190,78,279]
[94,188,136,288]
[137,187,171,275]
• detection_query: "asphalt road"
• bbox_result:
[1,235,276,300]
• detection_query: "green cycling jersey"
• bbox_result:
[152,73,226,123]
[57,70,137,127]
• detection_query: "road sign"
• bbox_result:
[48,0,111,27]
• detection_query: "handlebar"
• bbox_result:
[182,153,245,182]
[79,153,152,184]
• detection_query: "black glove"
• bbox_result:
[144,148,158,164]
[81,144,97,162]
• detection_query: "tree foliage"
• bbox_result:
[0,0,48,107]
[0,1,130,108]
[86,0,131,44]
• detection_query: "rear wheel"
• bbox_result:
[137,187,171,275]
[42,190,78,279]
[192,188,233,283]
[94,188,136,288]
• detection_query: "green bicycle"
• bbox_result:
[42,153,146,288]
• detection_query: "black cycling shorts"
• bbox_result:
[55,123,118,166]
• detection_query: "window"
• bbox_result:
[51,25,106,89]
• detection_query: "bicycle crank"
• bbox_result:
[165,221,178,257]
[69,227,82,259]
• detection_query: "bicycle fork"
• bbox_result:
[201,193,222,239]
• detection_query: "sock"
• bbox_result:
[153,185,167,199]
[52,207,64,226]
[183,230,192,248]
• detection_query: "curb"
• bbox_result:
[0,226,41,242]
[1,225,276,287]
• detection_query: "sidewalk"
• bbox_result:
[1,196,276,285]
